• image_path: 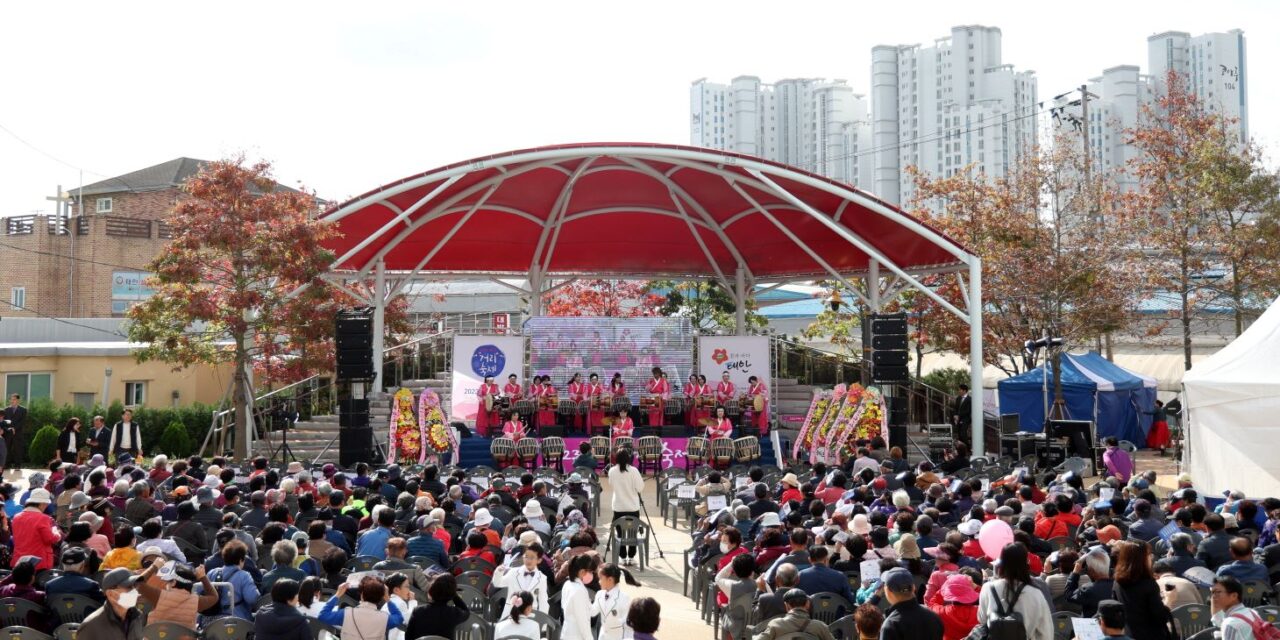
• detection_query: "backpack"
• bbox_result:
[1230,611,1280,640]
[985,582,1028,640]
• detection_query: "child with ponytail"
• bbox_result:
[494,590,539,640]
[591,562,642,640]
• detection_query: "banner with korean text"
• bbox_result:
[698,336,770,396]
[451,335,525,422]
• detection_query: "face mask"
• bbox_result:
[720,542,732,554]
[116,589,140,609]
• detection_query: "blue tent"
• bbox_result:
[997,351,1157,445]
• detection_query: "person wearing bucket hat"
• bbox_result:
[522,500,551,535]
[925,573,981,640]
[779,473,805,505]
[12,487,58,570]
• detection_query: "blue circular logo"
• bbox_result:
[471,344,506,378]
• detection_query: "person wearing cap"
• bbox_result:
[407,515,450,570]
[168,501,209,557]
[192,485,223,530]
[924,572,981,640]
[12,487,59,571]
[46,546,104,602]
[137,557,218,630]
[78,567,144,640]
[0,556,47,628]
[753,587,836,640]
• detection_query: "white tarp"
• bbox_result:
[1182,296,1280,497]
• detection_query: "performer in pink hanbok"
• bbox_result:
[475,376,500,436]
[645,367,669,427]
[715,371,736,405]
[567,372,586,432]
[610,372,626,398]
[501,412,527,441]
[707,405,734,440]
[535,375,558,432]
[692,374,713,427]
[611,408,634,440]
[503,374,524,401]
[683,374,700,427]
[746,375,769,436]
[585,373,607,434]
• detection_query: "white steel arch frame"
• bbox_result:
[321,145,987,454]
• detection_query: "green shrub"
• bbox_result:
[158,420,193,458]
[920,367,971,395]
[27,425,61,465]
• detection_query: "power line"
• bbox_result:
[0,240,148,273]
[821,103,1055,167]
[0,120,109,178]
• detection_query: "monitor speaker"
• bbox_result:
[335,308,375,380]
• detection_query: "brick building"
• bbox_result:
[1,157,300,319]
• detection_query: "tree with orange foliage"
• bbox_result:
[1125,70,1280,368]
[126,157,387,459]
[905,135,1145,377]
[542,279,665,317]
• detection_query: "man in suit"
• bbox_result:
[86,415,112,460]
[2,393,27,468]
[109,409,143,461]
[951,384,972,440]
[796,546,856,603]
[1197,514,1234,571]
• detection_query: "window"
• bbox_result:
[124,381,146,406]
[5,373,52,401]
[72,393,96,411]
[9,287,24,311]
[96,197,113,213]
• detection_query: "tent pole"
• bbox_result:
[735,265,746,336]
[372,260,386,393]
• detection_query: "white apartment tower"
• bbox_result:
[690,76,873,190]
[1052,65,1153,193]
[871,25,1038,207]
[1148,30,1248,142]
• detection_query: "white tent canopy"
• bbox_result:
[1182,296,1280,497]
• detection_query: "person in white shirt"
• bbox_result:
[978,543,1053,640]
[110,409,144,460]
[493,544,550,619]
[607,450,645,566]
[591,563,641,640]
[386,573,417,640]
[494,590,541,640]
[561,554,600,640]
[1212,575,1267,640]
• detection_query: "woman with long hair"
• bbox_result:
[494,590,539,640]
[608,450,644,566]
[561,554,601,640]
[55,418,81,463]
[592,563,642,640]
[1111,541,1174,640]
[977,543,1053,640]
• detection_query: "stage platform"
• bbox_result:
[454,432,778,471]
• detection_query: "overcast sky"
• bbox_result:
[1,1,1274,215]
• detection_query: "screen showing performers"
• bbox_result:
[707,405,733,440]
[611,408,634,439]
[525,317,694,405]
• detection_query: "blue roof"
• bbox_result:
[758,298,827,318]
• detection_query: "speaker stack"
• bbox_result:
[870,313,910,448]
[335,308,375,381]
[335,308,375,467]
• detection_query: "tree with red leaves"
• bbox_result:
[127,157,347,459]
[543,279,665,317]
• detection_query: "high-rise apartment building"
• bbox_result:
[1148,30,1248,142]
[1053,29,1247,194]
[690,76,873,190]
[871,25,1038,206]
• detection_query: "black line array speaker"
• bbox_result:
[338,398,371,467]
[870,312,909,384]
[336,308,375,380]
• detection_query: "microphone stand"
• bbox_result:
[638,481,664,559]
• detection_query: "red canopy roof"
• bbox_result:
[320,143,972,282]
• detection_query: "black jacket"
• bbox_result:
[1,405,27,436]
[87,426,112,457]
[406,599,472,640]
[881,598,945,640]
[55,430,80,460]
[1066,574,1114,617]
[252,602,311,640]
[1197,531,1233,571]
[1112,578,1173,640]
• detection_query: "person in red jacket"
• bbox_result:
[12,489,60,571]
[925,572,982,640]
[715,528,747,605]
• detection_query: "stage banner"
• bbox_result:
[563,436,690,470]
[451,335,525,422]
[698,336,771,393]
